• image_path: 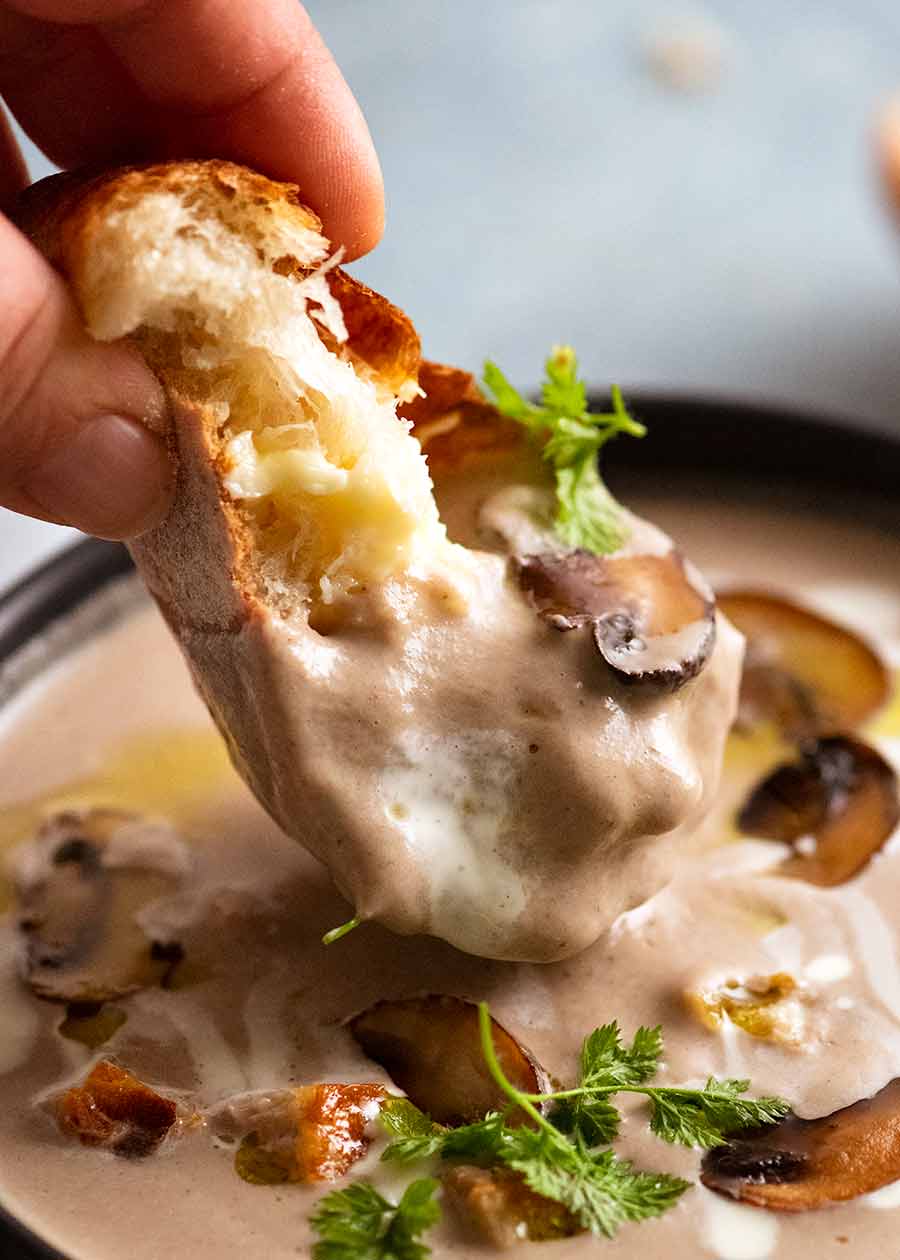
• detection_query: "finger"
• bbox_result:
[0,0,384,258]
[876,98,900,223]
[0,211,173,539]
[0,107,28,210]
[106,0,385,258]
[0,9,150,165]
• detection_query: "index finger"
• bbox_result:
[0,0,384,258]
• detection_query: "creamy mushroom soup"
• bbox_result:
[1,487,899,1260]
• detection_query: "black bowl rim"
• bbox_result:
[1,391,900,1260]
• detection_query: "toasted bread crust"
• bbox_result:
[401,360,521,472]
[17,160,323,292]
[16,160,422,402]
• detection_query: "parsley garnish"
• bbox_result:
[379,1004,790,1243]
[310,1178,440,1260]
[482,346,646,555]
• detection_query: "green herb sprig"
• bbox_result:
[310,1005,790,1256]
[380,1004,789,1241]
[542,1021,789,1149]
[322,915,362,946]
[482,347,646,555]
[310,1178,440,1260]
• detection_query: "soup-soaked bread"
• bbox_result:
[17,160,743,961]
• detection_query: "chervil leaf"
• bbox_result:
[580,1022,663,1089]
[311,1182,388,1257]
[540,345,587,418]
[554,459,629,554]
[380,1099,446,1164]
[482,348,646,556]
[646,1079,792,1149]
[309,1005,789,1252]
[392,1179,442,1247]
[625,1026,665,1082]
[692,1078,792,1136]
[380,1098,441,1139]
[310,1178,439,1260]
[543,416,605,465]
[551,1022,661,1144]
[440,1112,506,1162]
[646,1091,726,1148]
[482,361,541,427]
[551,1093,621,1145]
[501,1128,689,1238]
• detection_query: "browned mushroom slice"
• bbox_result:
[443,1165,580,1248]
[702,1077,900,1210]
[15,808,189,1002]
[717,590,890,736]
[737,736,900,886]
[516,549,715,690]
[348,996,547,1125]
[56,1059,178,1157]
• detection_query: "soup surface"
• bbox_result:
[1,487,900,1260]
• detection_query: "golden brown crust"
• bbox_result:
[328,268,420,397]
[400,360,521,473]
[16,160,324,282]
[15,160,421,401]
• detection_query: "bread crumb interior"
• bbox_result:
[78,180,449,610]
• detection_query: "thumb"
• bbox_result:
[0,210,172,540]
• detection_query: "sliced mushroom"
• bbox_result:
[701,1077,900,1210]
[717,591,890,736]
[213,1083,387,1184]
[516,549,715,691]
[443,1165,580,1248]
[737,736,900,886]
[56,1059,178,1158]
[348,996,548,1126]
[58,1002,128,1050]
[15,808,190,1002]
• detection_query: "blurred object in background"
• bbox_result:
[641,11,728,93]
[4,0,900,589]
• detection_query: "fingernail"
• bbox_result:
[26,414,173,540]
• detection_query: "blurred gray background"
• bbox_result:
[4,0,900,590]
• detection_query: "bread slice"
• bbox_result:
[18,160,446,615]
[19,161,743,962]
[17,160,491,934]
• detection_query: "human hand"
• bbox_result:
[0,0,383,539]
[878,100,900,227]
